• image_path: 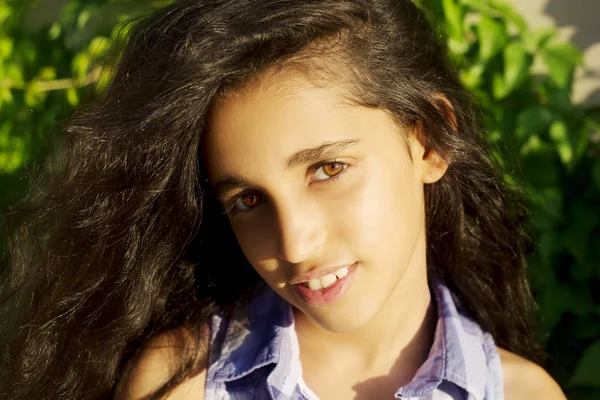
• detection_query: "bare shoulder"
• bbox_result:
[115,327,209,400]
[497,347,566,400]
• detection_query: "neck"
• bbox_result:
[293,235,435,384]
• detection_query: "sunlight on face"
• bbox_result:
[204,70,444,333]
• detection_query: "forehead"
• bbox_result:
[203,70,401,178]
[210,70,354,138]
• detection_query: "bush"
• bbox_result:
[422,0,600,398]
[1,0,599,398]
[0,0,170,259]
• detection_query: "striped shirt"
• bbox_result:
[206,280,504,399]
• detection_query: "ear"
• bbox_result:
[413,124,448,184]
[421,147,449,184]
[415,95,456,184]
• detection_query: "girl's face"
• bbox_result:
[205,70,447,333]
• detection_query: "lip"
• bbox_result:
[292,262,358,307]
[289,262,357,285]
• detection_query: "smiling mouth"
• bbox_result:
[293,263,358,307]
[301,266,349,290]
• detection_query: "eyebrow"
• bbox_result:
[212,139,361,199]
[284,139,360,169]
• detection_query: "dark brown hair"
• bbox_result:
[1,0,541,398]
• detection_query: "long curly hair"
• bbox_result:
[1,0,542,398]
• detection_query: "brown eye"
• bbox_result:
[322,162,344,176]
[240,193,262,208]
[314,162,347,181]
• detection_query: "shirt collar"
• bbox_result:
[395,280,489,400]
[211,280,491,400]
[210,287,289,382]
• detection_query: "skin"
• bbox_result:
[117,68,566,400]
[203,69,445,397]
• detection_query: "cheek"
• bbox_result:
[230,215,271,260]
[228,212,282,281]
[333,160,423,253]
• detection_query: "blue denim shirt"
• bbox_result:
[206,280,504,399]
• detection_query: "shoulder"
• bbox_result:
[115,327,209,400]
[497,347,566,400]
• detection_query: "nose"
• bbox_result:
[274,199,327,265]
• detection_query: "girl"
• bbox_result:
[1,0,566,399]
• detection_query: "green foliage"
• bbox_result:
[424,0,600,398]
[0,0,170,182]
[570,339,600,387]
[0,0,171,262]
[1,0,599,396]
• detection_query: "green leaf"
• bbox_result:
[569,340,600,387]
[72,53,91,84]
[534,187,563,221]
[0,123,26,175]
[67,87,79,106]
[515,106,554,142]
[77,8,92,31]
[524,26,556,52]
[488,0,528,33]
[571,122,590,166]
[0,2,11,26]
[477,15,508,61]
[562,203,600,264]
[48,22,62,40]
[442,0,464,40]
[5,62,23,84]
[487,129,501,144]
[448,38,469,58]
[461,0,528,34]
[520,134,547,156]
[0,37,13,61]
[24,81,46,108]
[0,87,13,104]
[549,120,572,167]
[460,61,485,90]
[38,66,57,81]
[519,135,561,187]
[492,72,506,99]
[541,42,583,89]
[503,41,530,93]
[491,41,530,100]
[547,89,572,113]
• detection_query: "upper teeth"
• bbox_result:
[306,266,349,290]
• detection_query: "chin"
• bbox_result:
[296,300,379,334]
